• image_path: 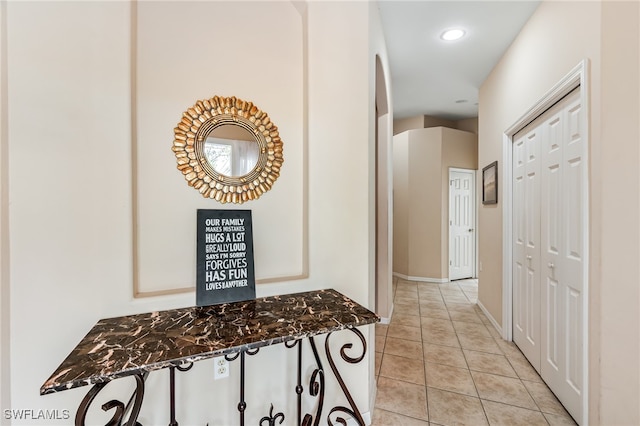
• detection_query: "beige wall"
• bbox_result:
[136,1,305,295]
[456,117,479,135]
[440,128,478,275]
[394,115,479,135]
[394,127,477,281]
[392,133,409,276]
[478,0,601,326]
[423,116,456,129]
[393,116,424,134]
[478,1,639,424]
[408,129,442,278]
[598,1,639,423]
[1,1,387,423]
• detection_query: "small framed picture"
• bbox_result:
[482,161,498,205]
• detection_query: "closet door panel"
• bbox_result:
[513,125,541,369]
[559,92,584,419]
[540,88,584,423]
[541,109,564,384]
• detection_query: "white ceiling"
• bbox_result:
[378,1,541,120]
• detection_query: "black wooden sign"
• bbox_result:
[196,209,256,306]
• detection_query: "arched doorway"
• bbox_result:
[375,55,393,321]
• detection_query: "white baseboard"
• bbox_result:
[476,299,503,337]
[363,411,372,426]
[378,303,393,324]
[393,272,449,283]
[364,376,376,425]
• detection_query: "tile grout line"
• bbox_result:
[376,278,575,425]
[480,300,560,424]
[418,282,430,424]
[454,281,492,425]
[486,324,548,417]
[451,281,492,426]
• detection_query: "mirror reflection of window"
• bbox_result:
[204,142,233,176]
[203,125,259,176]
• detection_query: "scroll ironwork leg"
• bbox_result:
[301,337,324,426]
[238,351,247,426]
[324,328,367,426]
[297,342,302,426]
[285,339,303,425]
[259,404,285,426]
[169,363,193,426]
[169,367,177,426]
[225,349,257,426]
[75,373,146,426]
[226,348,284,426]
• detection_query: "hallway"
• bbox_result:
[372,278,577,425]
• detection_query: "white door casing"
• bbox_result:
[449,168,476,281]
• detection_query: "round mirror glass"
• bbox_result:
[203,125,260,177]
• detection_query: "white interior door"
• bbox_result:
[540,88,584,422]
[512,122,542,370]
[449,169,475,281]
[512,87,584,424]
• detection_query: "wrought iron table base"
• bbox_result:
[73,328,367,426]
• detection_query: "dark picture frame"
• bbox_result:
[482,161,498,205]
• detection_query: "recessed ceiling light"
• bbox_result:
[441,29,466,41]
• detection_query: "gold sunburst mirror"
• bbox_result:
[172,96,284,204]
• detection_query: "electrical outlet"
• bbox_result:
[213,356,229,380]
[479,261,483,272]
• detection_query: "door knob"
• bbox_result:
[548,262,555,268]
[468,229,474,232]
[526,255,532,260]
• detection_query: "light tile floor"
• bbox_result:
[372,277,577,426]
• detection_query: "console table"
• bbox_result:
[41,289,379,426]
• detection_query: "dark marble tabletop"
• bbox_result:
[41,289,379,395]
